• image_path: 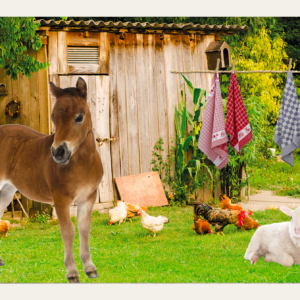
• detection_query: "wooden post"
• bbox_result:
[240,165,246,200]
[11,200,14,218]
[288,58,292,71]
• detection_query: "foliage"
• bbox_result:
[249,157,300,198]
[1,207,299,283]
[29,211,50,224]
[228,29,289,123]
[0,17,49,80]
[151,77,211,205]
[151,137,175,195]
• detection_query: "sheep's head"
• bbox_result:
[280,206,300,237]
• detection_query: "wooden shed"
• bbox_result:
[0,20,248,216]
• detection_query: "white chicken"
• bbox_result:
[138,210,169,237]
[108,201,127,225]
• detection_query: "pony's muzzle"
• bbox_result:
[51,142,72,165]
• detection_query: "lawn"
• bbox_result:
[249,156,300,197]
[0,206,299,283]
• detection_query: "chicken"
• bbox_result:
[138,210,169,237]
[0,220,11,238]
[124,202,148,222]
[235,210,260,230]
[193,215,213,235]
[108,201,127,225]
[219,194,244,211]
[193,202,246,236]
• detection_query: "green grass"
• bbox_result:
[0,206,300,283]
[249,156,300,197]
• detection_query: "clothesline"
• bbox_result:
[171,70,300,74]
[171,58,300,74]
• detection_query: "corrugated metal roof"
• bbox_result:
[36,19,249,33]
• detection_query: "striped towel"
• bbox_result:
[198,73,229,169]
[274,72,300,166]
[226,73,252,155]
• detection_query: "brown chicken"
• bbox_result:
[123,202,148,222]
[193,202,246,236]
[193,215,213,235]
[219,194,244,211]
[0,220,11,238]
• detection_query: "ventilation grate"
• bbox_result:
[67,47,99,64]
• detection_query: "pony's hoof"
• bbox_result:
[0,259,5,267]
[86,270,99,278]
[68,276,80,283]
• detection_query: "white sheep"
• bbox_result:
[244,206,300,267]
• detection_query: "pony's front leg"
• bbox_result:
[77,190,98,279]
[55,202,80,283]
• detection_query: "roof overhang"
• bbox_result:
[36,19,249,36]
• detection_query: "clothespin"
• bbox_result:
[232,59,236,73]
[215,58,220,74]
[288,58,292,72]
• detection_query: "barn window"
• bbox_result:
[67,47,99,64]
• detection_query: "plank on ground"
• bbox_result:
[115,172,168,207]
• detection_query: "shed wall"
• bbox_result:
[0,31,218,210]
[109,33,215,201]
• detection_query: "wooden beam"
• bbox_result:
[57,31,68,74]
[66,64,101,74]
[99,32,110,74]
[67,31,100,46]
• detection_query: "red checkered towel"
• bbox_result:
[198,74,229,169]
[226,73,252,155]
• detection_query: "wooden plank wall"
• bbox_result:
[109,33,215,201]
[0,47,49,133]
[0,45,49,212]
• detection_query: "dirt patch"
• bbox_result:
[239,190,300,211]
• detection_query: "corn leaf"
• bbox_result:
[181,74,194,96]
[186,110,194,127]
[183,136,193,152]
[181,106,187,139]
[193,88,201,104]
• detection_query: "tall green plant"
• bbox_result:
[151,75,214,205]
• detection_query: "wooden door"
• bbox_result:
[55,75,114,203]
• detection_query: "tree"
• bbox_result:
[0,17,48,80]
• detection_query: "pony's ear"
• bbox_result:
[76,77,87,100]
[49,82,62,98]
[280,206,292,216]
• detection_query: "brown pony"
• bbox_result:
[0,78,103,283]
